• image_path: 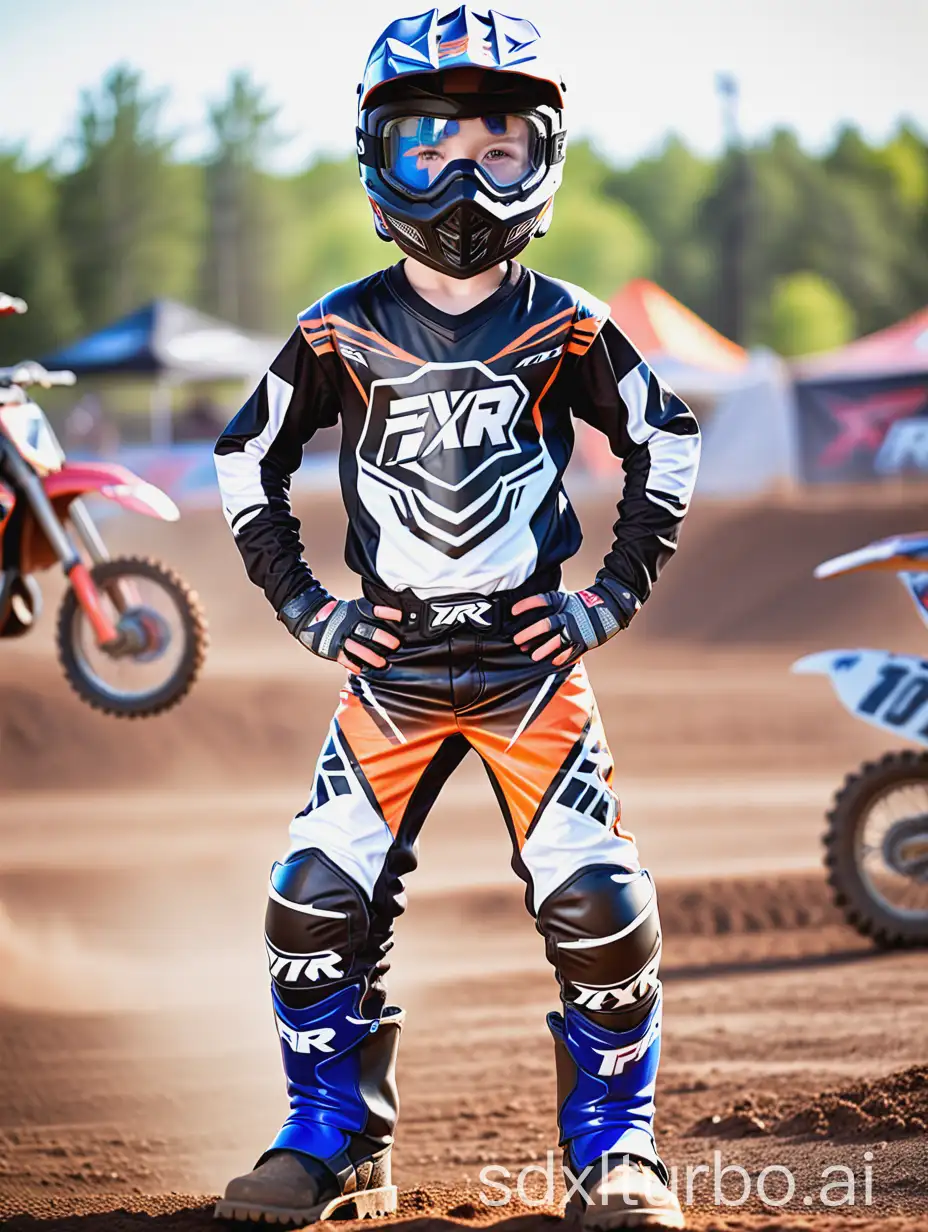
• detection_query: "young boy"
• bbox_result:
[214,7,699,1228]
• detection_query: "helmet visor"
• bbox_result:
[384,113,544,196]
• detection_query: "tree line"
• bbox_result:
[2,66,926,363]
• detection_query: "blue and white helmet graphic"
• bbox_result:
[356,6,567,278]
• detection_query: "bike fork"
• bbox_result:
[4,451,119,646]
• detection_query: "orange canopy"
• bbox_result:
[608,279,748,375]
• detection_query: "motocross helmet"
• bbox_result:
[357,6,567,278]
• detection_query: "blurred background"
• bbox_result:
[1,1,927,1226]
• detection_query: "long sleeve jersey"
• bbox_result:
[215,260,700,610]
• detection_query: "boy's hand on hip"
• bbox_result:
[512,580,639,666]
[278,588,402,674]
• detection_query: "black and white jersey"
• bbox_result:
[214,261,700,610]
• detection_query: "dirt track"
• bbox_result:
[1,487,927,1230]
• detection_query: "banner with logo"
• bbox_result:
[795,375,928,483]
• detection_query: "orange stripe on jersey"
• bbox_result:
[312,342,335,356]
[529,345,567,435]
[326,314,425,366]
[566,314,608,356]
[485,306,576,363]
[331,330,401,361]
[573,315,605,333]
[340,351,368,404]
[500,321,573,358]
[300,324,330,344]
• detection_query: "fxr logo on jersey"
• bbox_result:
[377,385,523,468]
[358,361,549,557]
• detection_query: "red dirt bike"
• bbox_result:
[0,300,207,717]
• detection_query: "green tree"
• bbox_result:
[0,152,78,361]
[202,72,284,329]
[279,156,391,321]
[606,136,714,318]
[766,271,855,356]
[58,66,201,330]
[527,141,654,298]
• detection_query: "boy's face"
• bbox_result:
[389,114,533,191]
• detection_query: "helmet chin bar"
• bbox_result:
[378,195,552,279]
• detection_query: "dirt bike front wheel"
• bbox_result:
[56,555,208,718]
[825,750,928,948]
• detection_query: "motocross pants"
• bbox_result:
[264,578,665,1176]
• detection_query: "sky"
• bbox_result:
[2,0,926,170]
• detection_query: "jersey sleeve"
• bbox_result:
[568,316,701,605]
[214,325,340,612]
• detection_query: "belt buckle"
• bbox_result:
[425,594,496,634]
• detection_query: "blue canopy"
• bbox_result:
[40,299,278,380]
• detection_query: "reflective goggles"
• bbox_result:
[382,112,548,198]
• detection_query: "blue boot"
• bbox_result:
[216,983,402,1225]
[549,995,683,1228]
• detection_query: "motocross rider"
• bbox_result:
[214,7,700,1228]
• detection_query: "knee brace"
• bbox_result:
[265,848,373,1009]
[536,866,661,1028]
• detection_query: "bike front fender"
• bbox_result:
[792,648,928,748]
[43,463,180,522]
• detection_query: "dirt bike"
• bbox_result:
[793,535,928,948]
[0,297,207,717]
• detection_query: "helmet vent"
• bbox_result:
[436,206,491,268]
[506,216,539,245]
[385,214,426,248]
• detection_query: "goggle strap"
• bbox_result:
[356,128,378,167]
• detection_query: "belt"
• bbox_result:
[363,569,560,638]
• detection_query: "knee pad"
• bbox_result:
[266,848,372,1006]
[537,866,661,1024]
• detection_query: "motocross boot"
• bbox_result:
[549,994,684,1229]
[215,983,403,1225]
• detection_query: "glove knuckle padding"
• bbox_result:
[537,866,662,1020]
[563,594,598,649]
[317,599,353,659]
[266,848,372,1003]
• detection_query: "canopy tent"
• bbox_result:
[607,278,750,398]
[40,300,280,444]
[695,349,800,495]
[795,306,928,382]
[792,306,928,483]
[41,299,279,380]
[577,278,776,483]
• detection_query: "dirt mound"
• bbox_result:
[658,874,841,936]
[622,486,928,649]
[689,1066,928,1141]
[0,666,319,793]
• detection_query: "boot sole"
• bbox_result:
[214,1184,397,1224]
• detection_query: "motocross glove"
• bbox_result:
[513,576,641,664]
[278,586,400,673]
